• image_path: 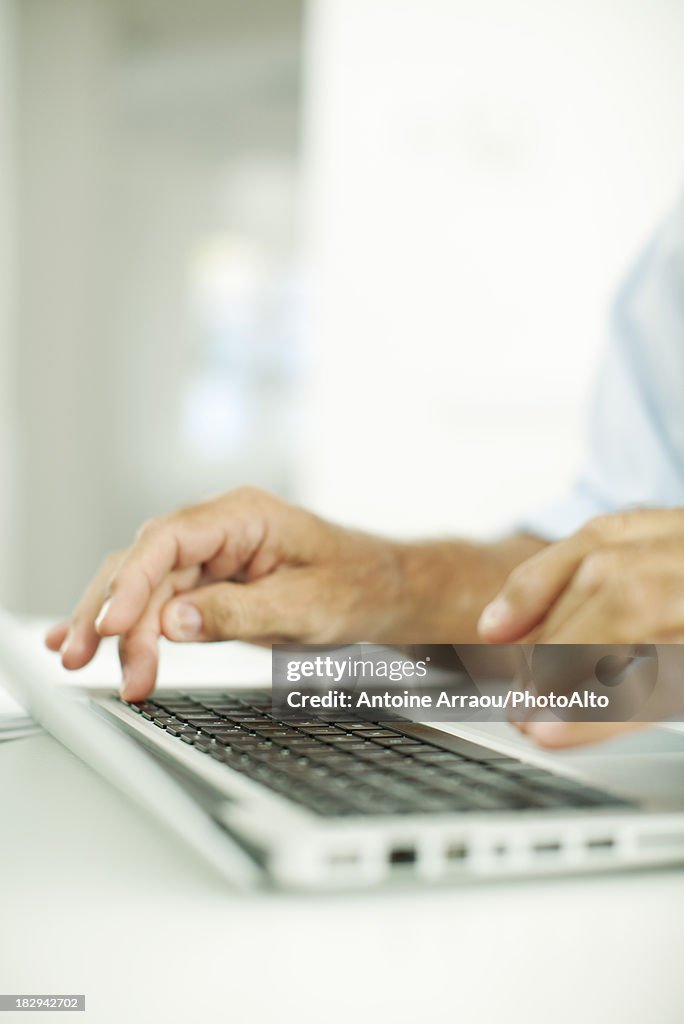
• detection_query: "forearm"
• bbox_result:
[387,533,547,644]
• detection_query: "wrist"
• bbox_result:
[355,538,464,642]
[388,534,547,642]
[386,540,461,641]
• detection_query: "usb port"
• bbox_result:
[586,837,615,851]
[533,840,562,855]
[389,846,417,866]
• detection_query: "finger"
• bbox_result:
[96,499,271,637]
[524,719,644,749]
[508,565,616,648]
[478,510,684,643]
[534,542,682,642]
[544,570,684,644]
[45,622,69,651]
[60,553,124,669]
[161,576,306,644]
[538,589,630,644]
[118,564,203,701]
[118,627,160,703]
[478,536,597,642]
[118,608,162,703]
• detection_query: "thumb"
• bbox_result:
[161,579,292,643]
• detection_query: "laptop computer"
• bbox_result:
[3,607,684,890]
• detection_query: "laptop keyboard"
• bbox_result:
[122,690,634,818]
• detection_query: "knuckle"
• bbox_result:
[582,514,612,540]
[169,504,198,523]
[621,574,656,610]
[596,590,634,642]
[626,573,659,610]
[503,563,536,604]
[607,574,660,635]
[231,484,270,504]
[575,548,616,591]
[226,485,283,516]
[583,511,635,542]
[201,592,234,638]
[135,516,165,542]
[103,548,124,570]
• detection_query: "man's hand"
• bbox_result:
[45,487,406,702]
[477,508,684,747]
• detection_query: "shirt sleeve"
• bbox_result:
[522,194,684,541]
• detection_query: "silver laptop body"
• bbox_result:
[3,609,684,890]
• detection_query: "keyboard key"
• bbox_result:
[371,736,417,747]
[166,724,199,738]
[183,713,228,723]
[300,727,345,737]
[202,725,245,739]
[412,750,469,764]
[250,726,299,737]
[198,701,244,711]
[193,738,215,753]
[356,748,405,763]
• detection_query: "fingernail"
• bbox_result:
[478,598,512,635]
[95,597,112,632]
[166,602,203,641]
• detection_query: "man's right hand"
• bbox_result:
[44,487,406,702]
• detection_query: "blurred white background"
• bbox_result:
[1,0,683,613]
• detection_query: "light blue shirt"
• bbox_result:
[524,193,684,541]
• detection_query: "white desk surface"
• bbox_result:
[1,623,684,1024]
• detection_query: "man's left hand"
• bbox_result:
[477,508,684,746]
